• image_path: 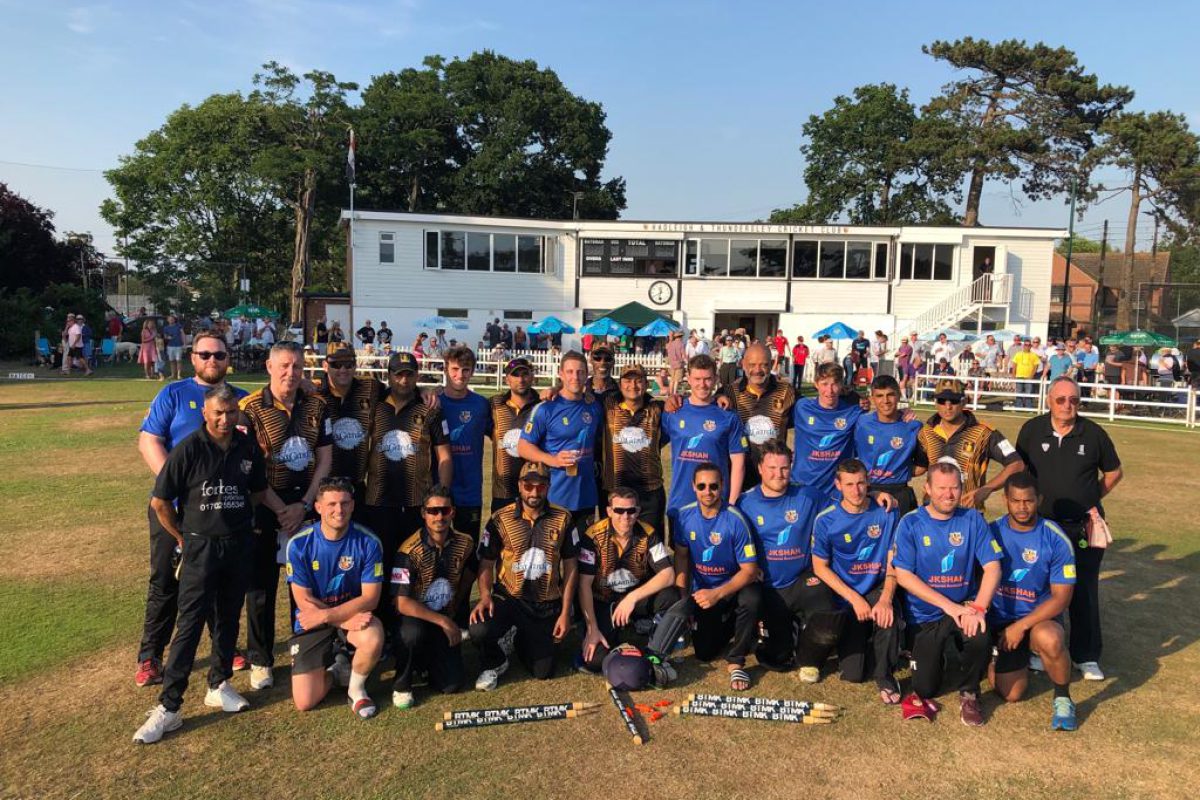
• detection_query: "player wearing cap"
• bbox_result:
[670,464,761,691]
[719,343,795,491]
[390,485,477,709]
[599,362,669,535]
[892,462,1002,726]
[315,345,384,514]
[917,378,1023,510]
[791,363,864,497]
[737,440,839,682]
[469,462,579,690]
[577,487,679,672]
[285,477,385,719]
[812,459,903,703]
[586,343,620,401]
[518,351,604,535]
[489,358,540,513]
[238,341,333,690]
[854,375,925,515]
[135,331,247,687]
[987,472,1078,730]
[439,346,492,541]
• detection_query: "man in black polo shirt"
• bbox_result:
[134,385,285,744]
[1016,375,1123,681]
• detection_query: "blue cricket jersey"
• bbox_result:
[661,399,747,512]
[520,394,603,511]
[853,412,922,485]
[891,506,1001,625]
[811,502,899,604]
[790,396,863,495]
[285,521,383,633]
[141,378,248,452]
[440,391,491,507]
[989,516,1076,623]
[737,483,828,589]
[669,503,757,591]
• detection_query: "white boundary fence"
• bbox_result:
[912,373,1198,428]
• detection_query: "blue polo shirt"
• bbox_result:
[285,521,383,634]
[791,396,863,495]
[520,394,603,511]
[737,483,828,590]
[1047,353,1075,379]
[669,503,757,591]
[141,378,249,453]
[988,516,1076,623]
[661,399,747,512]
[853,413,922,485]
[812,503,899,604]
[440,391,491,507]
[891,506,1001,625]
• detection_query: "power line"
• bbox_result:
[0,159,107,173]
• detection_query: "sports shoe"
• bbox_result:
[798,666,820,684]
[475,660,510,691]
[1051,696,1077,731]
[133,705,182,744]
[901,693,931,722]
[392,691,414,709]
[633,618,655,636]
[135,658,163,687]
[651,658,677,688]
[959,692,984,727]
[249,665,273,690]
[1075,661,1104,681]
[498,626,517,657]
[204,681,249,712]
[1029,654,1045,672]
[329,652,351,688]
[231,651,249,671]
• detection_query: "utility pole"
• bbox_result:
[1059,178,1077,339]
[1093,220,1108,334]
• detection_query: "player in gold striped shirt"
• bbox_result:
[600,363,668,534]
[489,358,540,512]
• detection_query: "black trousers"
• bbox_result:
[456,506,483,543]
[160,533,250,712]
[757,573,842,669]
[692,583,762,667]
[1062,521,1105,663]
[468,594,560,679]
[139,503,212,662]
[244,505,290,668]
[873,484,918,517]
[584,586,682,671]
[364,505,421,637]
[392,616,465,694]
[909,615,991,698]
[835,584,900,684]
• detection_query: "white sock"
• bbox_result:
[348,671,369,702]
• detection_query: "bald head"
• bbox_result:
[742,343,772,387]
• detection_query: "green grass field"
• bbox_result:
[0,374,1197,800]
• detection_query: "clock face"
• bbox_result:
[648,280,673,305]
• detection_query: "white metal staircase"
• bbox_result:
[905,274,1012,337]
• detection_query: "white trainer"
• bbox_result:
[1029,655,1045,672]
[204,681,250,712]
[475,660,510,692]
[133,705,183,744]
[1075,661,1105,681]
[249,665,274,690]
[392,691,415,709]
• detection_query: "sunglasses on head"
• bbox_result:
[195,351,228,361]
[610,506,639,516]
[423,506,453,516]
[694,482,720,491]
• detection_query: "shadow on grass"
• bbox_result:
[0,400,144,411]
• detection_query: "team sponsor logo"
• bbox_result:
[685,434,706,449]
[379,430,416,462]
[331,417,366,450]
[855,543,876,562]
[501,428,522,457]
[240,459,253,475]
[582,412,593,424]
[514,547,549,581]
[1077,444,1086,456]
[756,515,765,525]
[702,419,717,433]
[606,568,638,594]
[784,509,799,523]
[290,643,300,656]
[867,524,882,539]
[277,435,314,472]
[561,416,571,426]
[992,540,1003,553]
[998,439,1016,457]
[948,531,963,547]
[868,435,875,444]
[524,422,533,434]
[338,555,354,571]
[312,559,320,571]
[1063,564,1076,579]
[650,542,670,562]
[708,530,722,546]
[373,562,383,578]
[1022,548,1038,564]
[701,546,715,563]
[579,549,596,566]
[745,415,778,445]
[1009,568,1030,583]
[844,533,853,543]
[286,562,293,576]
[807,416,815,426]
[775,525,792,547]
[834,417,847,430]
[940,552,955,573]
[390,567,410,584]
[614,426,651,453]
[743,544,756,558]
[678,419,687,429]
[1041,442,1050,452]
[422,577,453,611]
[922,536,931,547]
[459,410,472,423]
[890,436,904,449]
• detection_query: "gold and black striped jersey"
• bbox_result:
[578,518,671,603]
[239,386,330,500]
[489,391,540,503]
[365,393,449,508]
[318,377,385,487]
[724,376,795,487]
[600,394,665,492]
[918,410,1021,505]
[390,528,477,613]
[479,503,579,605]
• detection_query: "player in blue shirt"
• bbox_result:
[854,375,925,515]
[812,458,902,703]
[519,351,604,533]
[791,363,864,496]
[285,477,385,719]
[988,472,1078,731]
[439,346,492,540]
[134,331,248,687]
[661,354,747,515]
[736,440,839,680]
[669,463,760,691]
[892,461,1002,726]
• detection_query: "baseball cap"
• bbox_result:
[620,363,647,379]
[387,352,419,374]
[324,344,357,362]
[591,343,613,356]
[932,379,966,402]
[519,461,550,483]
[505,357,533,376]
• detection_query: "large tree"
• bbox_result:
[770,83,960,225]
[922,38,1132,226]
[0,182,81,291]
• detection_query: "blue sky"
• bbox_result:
[2,0,1198,257]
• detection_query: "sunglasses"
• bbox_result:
[591,354,613,362]
[327,362,355,369]
[1053,396,1081,406]
[423,506,453,516]
[694,482,721,491]
[610,507,639,516]
[195,351,228,361]
[520,480,549,490]
[390,370,416,377]
[935,397,964,405]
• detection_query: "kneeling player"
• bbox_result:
[286,478,385,719]
[988,473,1078,730]
[892,462,1001,726]
[670,464,760,691]
[812,459,902,703]
[390,486,477,709]
[578,487,679,672]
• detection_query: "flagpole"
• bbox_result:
[347,127,356,338]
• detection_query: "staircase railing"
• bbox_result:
[908,274,1011,335]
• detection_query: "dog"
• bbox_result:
[115,341,140,361]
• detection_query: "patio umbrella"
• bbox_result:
[223,303,280,320]
[919,327,979,342]
[580,317,631,336]
[634,317,681,337]
[413,315,468,330]
[812,321,858,340]
[1098,329,1176,347]
[528,315,575,335]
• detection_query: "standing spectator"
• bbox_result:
[1010,341,1041,409]
[1186,340,1200,389]
[1155,347,1178,387]
[140,319,161,381]
[163,314,185,381]
[718,336,740,387]
[328,320,345,347]
[894,336,913,398]
[791,335,809,391]
[375,320,392,347]
[851,330,870,364]
[1005,335,1024,368]
[814,336,837,366]
[695,329,713,356]
[1047,344,1075,381]
[259,318,276,347]
[685,331,700,360]
[974,334,1001,378]
[870,331,888,375]
[772,328,789,379]
[412,332,429,360]
[60,313,76,374]
[909,331,929,377]
[78,315,95,372]
[314,317,328,354]
[107,312,124,356]
[930,332,955,366]
[666,329,686,393]
[1076,338,1099,396]
[513,325,527,350]
[486,318,502,348]
[356,319,375,348]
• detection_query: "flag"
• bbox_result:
[346,127,356,185]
